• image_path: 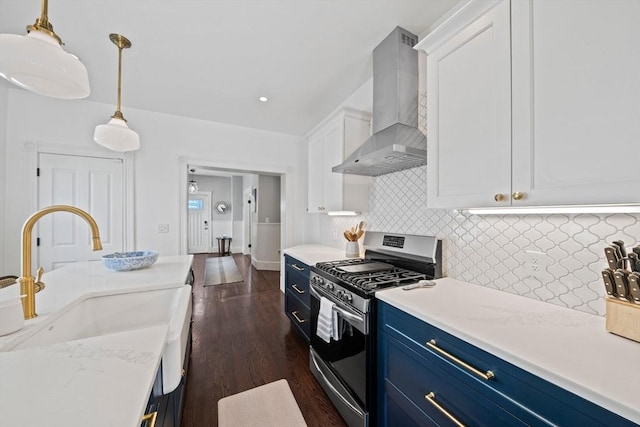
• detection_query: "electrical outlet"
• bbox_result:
[525,250,552,278]
[157,224,170,233]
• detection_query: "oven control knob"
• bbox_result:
[337,290,344,299]
[327,283,335,291]
[314,276,324,286]
[343,293,353,302]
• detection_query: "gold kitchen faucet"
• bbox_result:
[18,205,102,319]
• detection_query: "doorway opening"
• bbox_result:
[180,161,286,272]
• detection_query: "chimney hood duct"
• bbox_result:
[332,27,427,177]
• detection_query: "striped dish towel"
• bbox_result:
[316,296,339,343]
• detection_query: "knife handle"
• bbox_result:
[604,246,622,270]
[628,253,639,273]
[613,269,630,301]
[628,273,640,303]
[612,240,627,258]
[601,269,617,297]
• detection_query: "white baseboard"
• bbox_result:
[251,257,281,271]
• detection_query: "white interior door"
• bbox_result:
[38,153,124,271]
[188,192,212,253]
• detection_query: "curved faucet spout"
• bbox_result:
[20,205,103,319]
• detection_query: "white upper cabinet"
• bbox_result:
[418,0,640,209]
[306,108,371,213]
[423,0,512,208]
[511,0,640,206]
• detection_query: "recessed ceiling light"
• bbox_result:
[258,96,268,102]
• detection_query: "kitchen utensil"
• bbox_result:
[402,280,436,290]
[628,253,639,273]
[604,245,622,270]
[612,240,627,258]
[601,269,617,297]
[627,273,640,303]
[613,269,630,301]
[632,246,640,257]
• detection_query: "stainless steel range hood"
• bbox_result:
[333,27,427,177]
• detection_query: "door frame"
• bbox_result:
[24,141,135,266]
[242,186,254,256]
[178,158,291,259]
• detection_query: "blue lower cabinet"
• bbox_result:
[141,325,192,427]
[383,380,437,426]
[284,255,311,342]
[380,332,526,427]
[377,302,636,427]
[285,290,311,341]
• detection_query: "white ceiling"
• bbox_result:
[0,0,459,136]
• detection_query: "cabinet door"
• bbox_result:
[322,119,345,212]
[511,0,640,205]
[426,0,512,208]
[307,132,325,213]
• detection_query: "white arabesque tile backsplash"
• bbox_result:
[317,165,640,317]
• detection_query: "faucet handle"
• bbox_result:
[34,267,46,293]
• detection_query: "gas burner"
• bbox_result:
[316,259,427,292]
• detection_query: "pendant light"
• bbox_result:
[188,179,199,194]
[0,0,90,99]
[94,34,140,152]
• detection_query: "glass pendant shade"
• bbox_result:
[94,117,140,152]
[188,180,198,194]
[0,29,90,99]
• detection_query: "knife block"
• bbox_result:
[605,298,640,342]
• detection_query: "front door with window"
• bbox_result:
[188,192,212,253]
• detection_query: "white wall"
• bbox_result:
[2,88,308,274]
[0,84,8,275]
[257,174,280,223]
[231,176,244,253]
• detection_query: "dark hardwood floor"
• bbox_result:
[181,253,348,427]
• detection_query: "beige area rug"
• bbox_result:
[203,256,244,286]
[218,379,308,427]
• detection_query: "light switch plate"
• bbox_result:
[158,224,169,233]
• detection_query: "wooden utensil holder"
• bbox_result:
[605,298,640,342]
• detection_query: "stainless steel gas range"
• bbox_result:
[308,232,442,427]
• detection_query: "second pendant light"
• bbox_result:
[94,33,140,152]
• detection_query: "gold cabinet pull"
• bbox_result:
[425,392,465,427]
[291,264,305,272]
[427,340,494,380]
[141,411,157,427]
[494,193,506,202]
[512,191,524,201]
[291,310,307,323]
[291,284,305,294]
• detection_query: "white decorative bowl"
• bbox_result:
[102,251,159,271]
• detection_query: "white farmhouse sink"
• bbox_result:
[3,286,192,393]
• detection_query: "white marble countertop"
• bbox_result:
[283,245,354,266]
[376,278,640,424]
[0,325,167,427]
[36,255,194,315]
[0,255,193,426]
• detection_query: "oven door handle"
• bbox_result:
[332,305,364,325]
[310,284,322,299]
[310,284,368,334]
[310,349,365,418]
